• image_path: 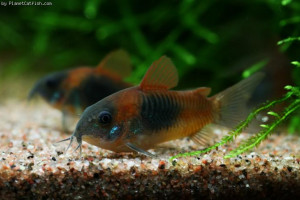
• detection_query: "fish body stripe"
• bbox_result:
[140,92,181,132]
[65,75,128,109]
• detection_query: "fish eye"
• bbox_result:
[98,111,112,124]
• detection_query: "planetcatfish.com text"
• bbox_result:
[0,1,53,6]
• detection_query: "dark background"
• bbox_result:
[0,0,299,96]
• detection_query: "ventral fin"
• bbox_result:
[140,56,178,91]
[97,49,132,78]
[126,142,156,157]
[195,87,211,96]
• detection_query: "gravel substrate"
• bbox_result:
[0,100,299,199]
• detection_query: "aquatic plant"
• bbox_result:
[171,0,300,160]
[1,0,299,91]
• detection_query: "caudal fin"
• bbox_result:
[212,73,264,130]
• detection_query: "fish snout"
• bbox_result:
[73,123,84,144]
[28,84,40,100]
[63,128,83,155]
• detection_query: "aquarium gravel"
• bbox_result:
[0,100,300,199]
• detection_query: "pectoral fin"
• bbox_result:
[126,142,156,157]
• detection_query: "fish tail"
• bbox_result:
[211,73,264,129]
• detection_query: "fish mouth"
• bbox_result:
[28,83,49,101]
[28,84,39,100]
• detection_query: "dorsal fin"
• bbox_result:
[140,56,178,91]
[97,49,132,78]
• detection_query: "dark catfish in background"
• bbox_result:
[29,50,133,130]
[60,56,263,157]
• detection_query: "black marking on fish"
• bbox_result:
[66,75,128,108]
[141,93,180,132]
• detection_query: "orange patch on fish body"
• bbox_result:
[63,67,94,90]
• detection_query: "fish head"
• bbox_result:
[72,87,140,151]
[29,71,68,106]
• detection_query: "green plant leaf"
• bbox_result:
[291,61,300,67]
[277,37,300,45]
[282,0,292,6]
[225,99,300,158]
[267,111,280,118]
